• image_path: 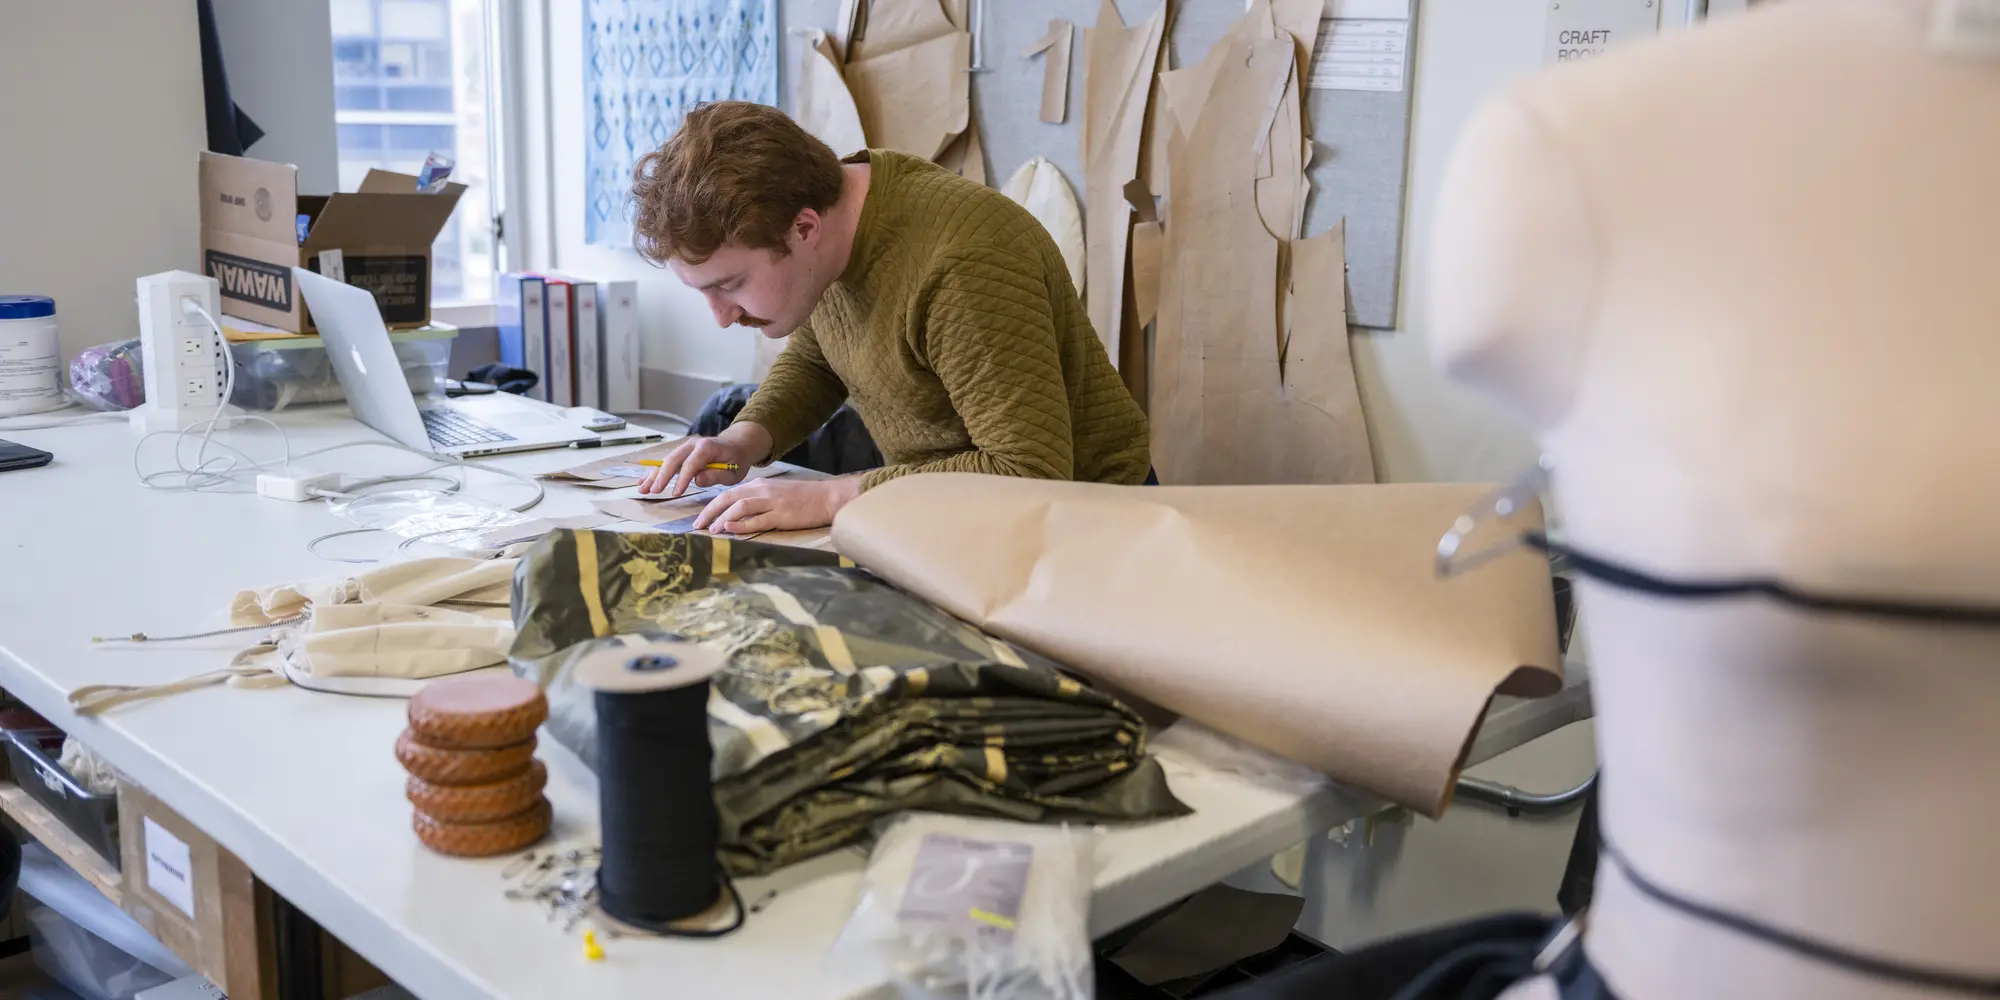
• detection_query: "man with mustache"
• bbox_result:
[630,101,1152,534]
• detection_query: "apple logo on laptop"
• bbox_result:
[351,348,368,375]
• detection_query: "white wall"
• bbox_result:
[515,0,1700,478]
[0,2,206,357]
[537,0,759,387]
[211,0,341,194]
[1361,0,1700,483]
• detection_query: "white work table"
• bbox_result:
[0,406,1592,1000]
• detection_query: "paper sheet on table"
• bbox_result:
[537,438,690,488]
[832,474,1562,816]
[797,28,868,156]
[844,0,970,161]
[590,496,835,550]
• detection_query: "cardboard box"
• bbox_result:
[199,152,464,333]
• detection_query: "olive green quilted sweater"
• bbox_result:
[736,150,1151,490]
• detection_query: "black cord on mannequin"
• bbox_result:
[1599,831,2000,996]
[1525,532,2000,627]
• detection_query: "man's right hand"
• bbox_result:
[638,421,773,497]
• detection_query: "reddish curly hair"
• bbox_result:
[629,101,845,266]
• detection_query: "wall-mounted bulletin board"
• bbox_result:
[778,0,1418,329]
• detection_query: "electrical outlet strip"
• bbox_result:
[132,271,230,434]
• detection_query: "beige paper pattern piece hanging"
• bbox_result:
[833,473,1562,816]
[1281,221,1376,483]
[934,123,987,185]
[1079,0,1166,371]
[1022,19,1075,124]
[796,28,868,157]
[1151,1,1372,487]
[929,0,986,185]
[1135,4,1178,204]
[1124,178,1164,331]
[1001,157,1086,296]
[843,0,971,161]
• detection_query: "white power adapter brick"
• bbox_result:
[256,472,343,502]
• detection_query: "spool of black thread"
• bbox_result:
[579,642,741,936]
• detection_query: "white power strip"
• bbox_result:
[131,271,230,434]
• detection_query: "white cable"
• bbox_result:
[126,302,546,511]
[0,400,126,432]
[120,303,548,563]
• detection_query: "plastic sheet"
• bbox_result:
[328,490,535,553]
[835,814,1096,1000]
[17,845,191,984]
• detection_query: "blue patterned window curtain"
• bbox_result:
[584,0,778,247]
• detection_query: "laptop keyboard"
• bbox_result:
[420,407,516,448]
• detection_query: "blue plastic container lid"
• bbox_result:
[0,295,56,320]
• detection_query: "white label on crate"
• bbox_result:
[144,817,198,918]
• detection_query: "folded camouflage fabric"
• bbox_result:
[509,530,1187,875]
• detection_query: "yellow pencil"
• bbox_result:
[636,459,740,471]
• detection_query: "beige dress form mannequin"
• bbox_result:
[1429,1,2000,998]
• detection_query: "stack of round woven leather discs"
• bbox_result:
[398,676,552,857]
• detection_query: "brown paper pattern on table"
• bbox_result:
[1080,0,1166,370]
[797,28,867,157]
[844,0,970,161]
[832,473,1563,816]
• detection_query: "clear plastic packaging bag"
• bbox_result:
[835,814,1097,1000]
[27,906,178,1000]
[326,489,535,553]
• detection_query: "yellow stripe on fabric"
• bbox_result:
[746,583,857,676]
[815,626,856,675]
[984,747,1007,784]
[986,637,1027,668]
[1056,676,1081,697]
[748,583,815,624]
[708,687,788,759]
[574,533,609,637]
[710,537,733,580]
[906,667,929,696]
[838,555,856,568]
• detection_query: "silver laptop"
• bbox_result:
[295,267,600,457]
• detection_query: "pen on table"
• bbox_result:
[568,435,663,449]
[637,459,740,471]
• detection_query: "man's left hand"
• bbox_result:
[696,476,863,535]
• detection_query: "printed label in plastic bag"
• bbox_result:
[896,834,1033,943]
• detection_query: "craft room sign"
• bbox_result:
[1542,0,1660,64]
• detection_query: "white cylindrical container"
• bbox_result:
[0,295,64,416]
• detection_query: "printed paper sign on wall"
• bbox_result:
[585,0,778,246]
[1542,0,1661,65]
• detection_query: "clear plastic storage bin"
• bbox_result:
[226,326,454,412]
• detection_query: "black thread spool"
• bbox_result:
[578,642,739,935]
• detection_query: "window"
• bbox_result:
[329,0,502,305]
